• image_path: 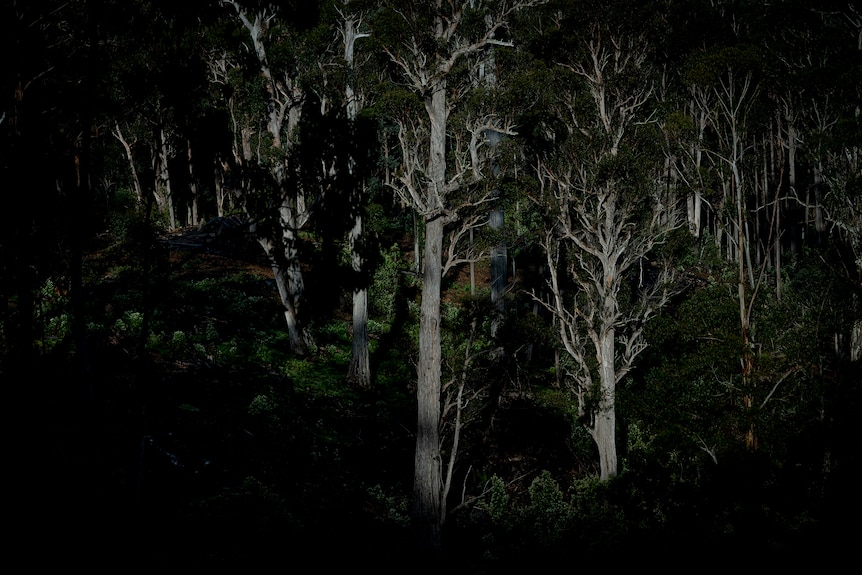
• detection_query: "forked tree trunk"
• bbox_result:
[258,236,308,357]
[225,0,311,357]
[214,158,226,218]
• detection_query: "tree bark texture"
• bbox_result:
[595,329,617,480]
[344,12,371,387]
[224,0,312,356]
[414,214,444,555]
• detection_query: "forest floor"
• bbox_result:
[15,223,858,571]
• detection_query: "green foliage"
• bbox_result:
[526,470,575,546]
[486,475,511,526]
[369,243,407,322]
[480,469,628,562]
[365,483,411,528]
[682,44,764,88]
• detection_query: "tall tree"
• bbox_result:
[372,0,541,555]
[684,44,770,449]
[531,13,681,480]
[215,0,325,356]
[335,0,373,387]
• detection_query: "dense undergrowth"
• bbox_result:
[9,221,860,572]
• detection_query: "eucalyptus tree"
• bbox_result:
[681,44,773,448]
[213,0,331,356]
[529,4,681,480]
[370,0,543,554]
[101,0,220,233]
[331,0,373,387]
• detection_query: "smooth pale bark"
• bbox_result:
[343,11,371,387]
[595,328,617,480]
[415,214,444,554]
[277,201,309,356]
[348,197,370,386]
[412,80,447,554]
[113,124,143,205]
[214,158,227,218]
[257,235,307,356]
[380,0,542,553]
[223,0,310,355]
[537,30,677,481]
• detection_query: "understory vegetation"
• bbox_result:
[15,212,858,571]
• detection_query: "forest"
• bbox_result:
[3,0,860,571]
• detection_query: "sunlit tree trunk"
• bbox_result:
[378,0,541,554]
[536,28,679,481]
[342,9,371,387]
[595,329,617,479]
[113,123,143,205]
[221,0,312,355]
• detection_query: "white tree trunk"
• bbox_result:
[348,211,370,386]
[113,124,143,205]
[344,12,371,387]
[595,330,618,480]
[257,235,308,356]
[414,81,446,554]
[415,216,444,554]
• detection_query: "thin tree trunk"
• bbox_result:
[214,158,226,218]
[187,138,200,227]
[156,126,175,230]
[344,12,371,387]
[595,330,617,480]
[113,124,143,205]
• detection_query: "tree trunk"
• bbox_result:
[414,214,444,555]
[226,0,311,357]
[113,124,143,205]
[413,80,446,556]
[156,126,175,230]
[257,235,308,357]
[279,219,308,356]
[348,210,370,386]
[595,330,618,480]
[344,12,371,387]
[214,158,226,218]
[186,138,200,227]
[490,208,506,336]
